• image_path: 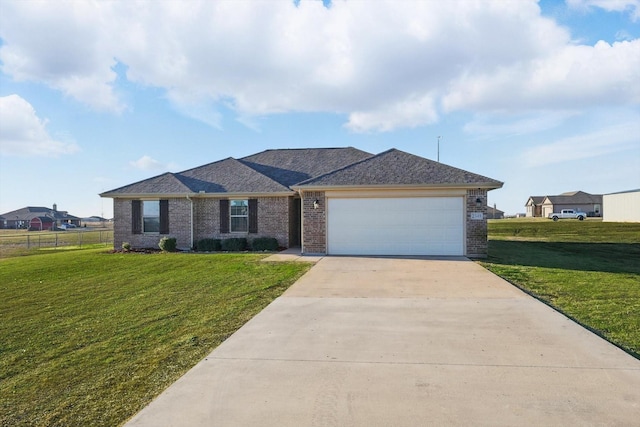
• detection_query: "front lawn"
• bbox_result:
[481,220,640,358]
[0,249,311,426]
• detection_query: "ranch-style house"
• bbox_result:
[101,147,503,257]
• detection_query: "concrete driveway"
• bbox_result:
[125,257,640,426]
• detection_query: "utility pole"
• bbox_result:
[437,136,442,162]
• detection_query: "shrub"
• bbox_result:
[195,238,221,252]
[122,242,131,252]
[251,237,279,252]
[221,237,248,251]
[158,237,178,252]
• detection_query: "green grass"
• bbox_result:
[0,229,114,258]
[481,220,640,358]
[0,248,311,426]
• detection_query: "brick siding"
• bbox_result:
[466,189,488,258]
[114,191,489,256]
[113,198,192,250]
[299,190,490,257]
[113,196,291,250]
[301,191,326,254]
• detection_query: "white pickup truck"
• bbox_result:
[548,209,587,221]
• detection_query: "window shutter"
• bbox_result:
[220,199,229,233]
[159,200,169,234]
[132,200,142,234]
[248,199,258,233]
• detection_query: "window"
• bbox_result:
[132,200,169,235]
[143,200,160,233]
[230,200,248,232]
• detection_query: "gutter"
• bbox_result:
[291,182,504,192]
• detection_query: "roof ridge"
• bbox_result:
[239,146,362,160]
[177,157,235,175]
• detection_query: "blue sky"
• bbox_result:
[1,0,638,218]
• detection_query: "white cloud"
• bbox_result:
[464,111,580,138]
[443,39,640,112]
[0,0,639,131]
[129,155,175,171]
[346,94,439,133]
[0,1,123,112]
[0,94,80,157]
[566,0,640,21]
[522,118,640,167]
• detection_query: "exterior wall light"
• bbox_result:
[313,199,319,209]
[475,197,483,207]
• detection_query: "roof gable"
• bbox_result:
[100,172,194,196]
[294,149,503,188]
[240,147,373,186]
[526,196,545,206]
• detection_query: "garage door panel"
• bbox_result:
[327,197,463,256]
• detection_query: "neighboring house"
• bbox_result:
[487,205,504,219]
[525,196,544,217]
[603,189,640,222]
[0,205,81,230]
[101,147,503,257]
[540,191,602,218]
[525,191,602,218]
[30,216,55,231]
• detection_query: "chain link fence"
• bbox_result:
[0,229,114,257]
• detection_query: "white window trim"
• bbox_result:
[142,200,160,234]
[229,199,249,233]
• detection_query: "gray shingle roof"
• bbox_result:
[102,172,193,195]
[180,158,291,193]
[101,158,291,196]
[1,206,80,221]
[240,147,373,186]
[295,149,503,188]
[101,147,503,197]
[544,191,602,204]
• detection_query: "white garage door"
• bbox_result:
[327,197,464,256]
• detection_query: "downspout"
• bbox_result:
[186,194,194,249]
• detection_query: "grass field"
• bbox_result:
[2,220,638,425]
[0,228,114,258]
[481,219,640,358]
[0,249,311,426]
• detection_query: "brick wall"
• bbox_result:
[113,198,192,250]
[168,198,192,249]
[192,197,290,248]
[193,198,218,237]
[114,196,291,250]
[114,191,490,256]
[113,199,129,250]
[301,191,326,254]
[466,189,488,258]
[255,197,290,247]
